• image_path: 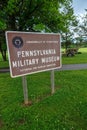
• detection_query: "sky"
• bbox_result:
[73,0,87,15]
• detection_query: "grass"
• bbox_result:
[62,47,87,64]
[0,53,9,68]
[0,61,9,68]
[0,70,87,130]
[0,47,87,129]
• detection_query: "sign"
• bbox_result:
[6,31,61,78]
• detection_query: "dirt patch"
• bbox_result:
[18,119,25,125]
[22,100,33,107]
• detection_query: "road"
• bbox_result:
[0,64,87,73]
[57,63,87,71]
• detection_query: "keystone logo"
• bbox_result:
[12,36,23,48]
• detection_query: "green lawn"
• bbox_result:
[0,53,9,68]
[62,48,87,64]
[0,70,87,130]
[0,47,87,129]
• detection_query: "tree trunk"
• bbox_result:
[1,50,7,61]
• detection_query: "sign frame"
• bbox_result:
[6,31,61,78]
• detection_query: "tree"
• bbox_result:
[1,0,62,31]
[0,0,74,32]
[0,31,7,61]
[0,0,74,61]
[73,10,87,47]
[79,10,87,37]
[78,10,87,41]
[60,0,78,50]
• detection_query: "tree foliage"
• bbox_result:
[79,10,87,37]
[0,0,76,60]
[0,0,74,32]
[74,10,87,46]
[60,0,78,50]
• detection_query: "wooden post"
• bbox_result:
[22,76,29,105]
[51,70,55,94]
